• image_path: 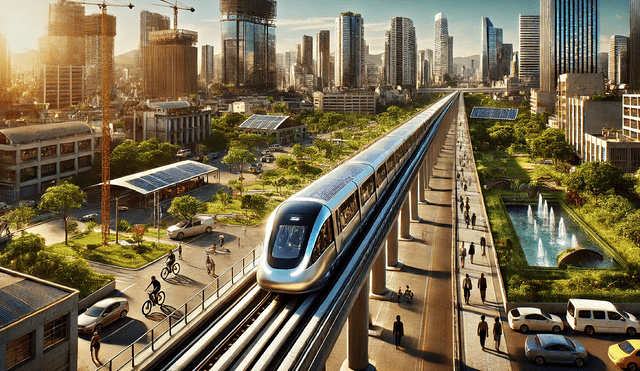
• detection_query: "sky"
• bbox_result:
[0,0,631,59]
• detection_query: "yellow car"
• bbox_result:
[609,340,640,371]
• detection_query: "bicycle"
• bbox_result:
[160,262,180,280]
[142,289,165,316]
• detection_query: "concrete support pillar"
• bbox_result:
[400,196,411,239]
[386,219,402,270]
[410,177,419,221]
[342,277,375,371]
[370,245,392,300]
[418,163,426,203]
[425,150,432,190]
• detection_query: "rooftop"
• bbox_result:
[0,121,93,144]
[239,114,291,130]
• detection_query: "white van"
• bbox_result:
[566,299,640,336]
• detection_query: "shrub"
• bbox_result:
[118,219,133,233]
[66,221,78,234]
[85,221,98,232]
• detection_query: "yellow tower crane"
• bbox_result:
[153,0,195,30]
[62,0,134,245]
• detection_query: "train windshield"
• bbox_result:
[272,225,308,259]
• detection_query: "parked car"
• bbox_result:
[249,162,262,173]
[204,152,220,161]
[508,307,564,333]
[0,202,8,211]
[167,216,214,240]
[567,298,640,336]
[261,149,271,155]
[260,154,276,163]
[269,144,284,152]
[78,298,129,333]
[525,334,588,367]
[176,148,191,158]
[80,213,98,222]
[17,200,35,208]
[609,340,640,371]
[117,205,128,211]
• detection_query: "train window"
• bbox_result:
[361,175,375,204]
[376,165,387,188]
[311,217,335,264]
[337,193,359,233]
[386,156,394,173]
[272,225,308,259]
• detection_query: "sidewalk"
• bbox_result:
[455,98,512,370]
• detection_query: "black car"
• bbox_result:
[261,154,276,163]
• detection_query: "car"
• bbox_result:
[249,162,262,173]
[176,148,191,158]
[508,307,565,333]
[78,297,129,333]
[80,213,98,222]
[261,149,271,155]
[166,216,214,240]
[117,205,128,211]
[261,154,276,163]
[204,152,219,161]
[567,298,640,336]
[0,202,8,211]
[269,144,284,152]
[17,200,35,208]
[525,334,588,367]
[609,340,640,371]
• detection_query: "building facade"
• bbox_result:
[336,12,365,88]
[84,13,116,98]
[220,0,277,90]
[138,10,170,80]
[40,65,86,109]
[434,13,451,82]
[481,17,504,83]
[384,17,416,88]
[566,96,621,158]
[313,91,377,115]
[553,73,604,142]
[540,0,600,93]
[301,35,313,73]
[316,30,331,90]
[519,15,540,88]
[630,0,640,91]
[201,44,214,86]
[609,35,628,86]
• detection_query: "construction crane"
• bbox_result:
[153,0,195,30]
[62,0,134,245]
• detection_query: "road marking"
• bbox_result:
[120,283,137,293]
[101,318,134,341]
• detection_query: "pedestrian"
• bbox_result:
[480,235,487,256]
[478,315,489,351]
[459,242,467,268]
[211,242,217,254]
[479,273,487,304]
[457,172,460,181]
[90,331,101,365]
[471,213,476,229]
[463,183,468,192]
[465,212,470,228]
[465,201,470,213]
[206,254,217,277]
[459,195,464,204]
[459,199,464,213]
[177,244,182,260]
[393,315,404,349]
[493,316,503,351]
[219,234,225,248]
[468,242,475,264]
[463,273,472,304]
[397,287,403,303]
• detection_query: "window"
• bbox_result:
[578,310,591,319]
[375,164,387,188]
[60,142,75,155]
[360,175,375,205]
[6,333,32,369]
[44,315,67,350]
[41,163,56,177]
[40,145,57,159]
[593,310,606,320]
[311,217,335,264]
[20,166,36,182]
[20,148,37,162]
[60,159,75,173]
[608,311,622,321]
[337,192,359,233]
[272,225,307,259]
[78,155,92,169]
[78,139,91,151]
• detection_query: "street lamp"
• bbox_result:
[114,195,126,244]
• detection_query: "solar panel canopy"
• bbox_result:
[470,107,519,121]
[239,115,290,130]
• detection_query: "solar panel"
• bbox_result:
[470,107,519,121]
[297,177,355,202]
[240,115,289,130]
[127,177,157,192]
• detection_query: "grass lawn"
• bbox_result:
[48,231,174,269]
[205,196,283,226]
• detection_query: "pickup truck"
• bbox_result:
[166,216,214,240]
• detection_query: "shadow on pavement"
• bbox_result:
[163,274,201,286]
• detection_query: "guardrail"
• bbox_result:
[96,246,262,371]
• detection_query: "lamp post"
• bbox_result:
[114,195,125,244]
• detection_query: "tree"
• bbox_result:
[231,133,263,152]
[168,195,207,224]
[38,182,86,245]
[564,161,627,204]
[132,224,147,247]
[5,206,38,231]
[241,194,268,217]
[222,148,255,175]
[0,232,45,272]
[528,128,574,169]
[216,189,233,211]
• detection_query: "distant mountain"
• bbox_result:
[115,50,138,69]
[453,55,481,69]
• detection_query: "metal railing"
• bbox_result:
[96,246,262,371]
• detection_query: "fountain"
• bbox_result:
[528,205,534,225]
[537,238,546,266]
[538,194,543,215]
[549,207,556,233]
[558,218,567,245]
[542,200,549,224]
[572,234,579,249]
[533,219,539,236]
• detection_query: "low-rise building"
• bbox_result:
[584,128,640,173]
[566,96,621,158]
[0,267,78,371]
[0,121,100,200]
[239,114,307,145]
[313,91,377,115]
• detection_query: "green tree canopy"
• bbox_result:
[231,133,264,152]
[111,138,178,178]
[38,182,86,244]
[0,232,45,271]
[564,161,628,204]
[5,206,38,231]
[222,148,256,175]
[528,128,574,169]
[168,195,207,223]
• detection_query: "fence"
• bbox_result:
[96,246,262,371]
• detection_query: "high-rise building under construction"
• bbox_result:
[85,13,116,98]
[138,10,170,80]
[220,0,277,90]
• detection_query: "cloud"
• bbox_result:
[278,17,336,30]
[365,21,389,32]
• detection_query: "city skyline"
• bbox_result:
[0,0,631,59]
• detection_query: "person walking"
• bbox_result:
[206,254,217,277]
[471,213,477,229]
[493,316,503,352]
[465,212,470,228]
[90,332,101,365]
[480,235,487,256]
[459,242,467,268]
[478,273,488,304]
[459,199,464,213]
[219,234,225,248]
[463,273,472,304]
[393,315,404,349]
[468,242,476,264]
[177,244,183,260]
[478,315,489,351]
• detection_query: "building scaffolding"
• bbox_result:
[85,13,116,97]
[219,0,277,25]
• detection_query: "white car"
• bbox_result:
[166,216,214,240]
[78,297,129,333]
[508,307,565,333]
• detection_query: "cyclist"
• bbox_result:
[146,276,161,305]
[166,249,176,271]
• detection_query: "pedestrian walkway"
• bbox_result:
[455,97,512,370]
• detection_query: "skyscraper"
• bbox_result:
[316,30,331,89]
[540,0,600,93]
[85,13,116,97]
[0,34,9,94]
[302,35,313,72]
[220,0,277,90]
[609,35,628,86]
[434,13,451,82]
[336,11,365,88]
[630,0,640,90]
[481,17,504,82]
[201,45,214,86]
[519,15,540,88]
[502,43,513,77]
[138,11,170,80]
[384,17,416,87]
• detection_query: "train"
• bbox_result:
[257,92,459,293]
